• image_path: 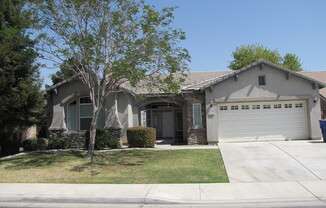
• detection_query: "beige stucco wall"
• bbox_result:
[205,65,322,143]
[48,80,89,131]
[48,80,133,141]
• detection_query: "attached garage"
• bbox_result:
[205,60,325,144]
[217,100,308,142]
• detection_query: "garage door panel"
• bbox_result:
[217,101,308,142]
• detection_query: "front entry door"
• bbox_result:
[162,111,174,139]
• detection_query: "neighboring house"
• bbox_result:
[46,60,326,145]
[298,71,326,119]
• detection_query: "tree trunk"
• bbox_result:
[86,110,99,158]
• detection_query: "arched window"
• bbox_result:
[66,97,105,131]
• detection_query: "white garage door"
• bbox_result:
[217,101,308,142]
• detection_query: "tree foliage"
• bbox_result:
[228,44,303,71]
[33,0,190,157]
[50,58,78,85]
[0,0,44,156]
[282,53,303,72]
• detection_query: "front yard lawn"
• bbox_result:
[0,149,228,184]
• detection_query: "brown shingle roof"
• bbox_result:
[299,71,326,98]
[181,71,233,90]
[120,70,233,94]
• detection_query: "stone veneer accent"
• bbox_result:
[184,92,207,144]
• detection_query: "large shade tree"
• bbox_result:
[282,53,303,72]
[34,0,190,157]
[228,44,303,71]
[0,0,44,156]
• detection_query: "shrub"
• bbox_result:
[85,129,118,150]
[22,138,38,151]
[107,139,118,149]
[127,127,156,148]
[37,138,49,150]
[48,138,68,149]
[1,127,27,156]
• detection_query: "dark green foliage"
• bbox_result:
[228,44,282,70]
[228,44,303,71]
[22,139,38,151]
[22,138,49,152]
[50,58,78,85]
[85,129,107,150]
[127,127,156,148]
[85,129,118,150]
[282,53,303,72]
[107,139,118,149]
[48,138,68,149]
[37,138,48,150]
[0,0,44,156]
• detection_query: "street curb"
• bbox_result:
[0,194,322,205]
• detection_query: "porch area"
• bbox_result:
[140,102,185,144]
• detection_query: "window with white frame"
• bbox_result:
[231,105,238,110]
[285,104,292,108]
[295,103,303,108]
[220,106,227,111]
[274,104,282,109]
[263,104,271,109]
[79,97,93,131]
[66,96,105,131]
[193,103,202,127]
[241,105,249,110]
[252,105,260,109]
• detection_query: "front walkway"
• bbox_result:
[155,141,219,150]
[219,140,326,183]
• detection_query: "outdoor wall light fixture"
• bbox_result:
[314,97,318,103]
[210,101,213,107]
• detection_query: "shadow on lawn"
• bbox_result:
[1,150,85,170]
[1,149,151,173]
[69,150,149,174]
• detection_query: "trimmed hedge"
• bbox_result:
[37,138,49,150]
[85,129,118,150]
[22,138,49,151]
[22,138,38,151]
[127,127,156,148]
[107,139,118,149]
[48,137,68,149]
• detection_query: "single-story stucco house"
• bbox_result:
[46,60,326,146]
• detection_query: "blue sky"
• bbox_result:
[40,0,326,87]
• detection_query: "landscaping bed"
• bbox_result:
[0,149,228,184]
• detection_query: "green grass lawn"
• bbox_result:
[0,149,228,184]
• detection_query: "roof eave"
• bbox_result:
[45,74,80,93]
[199,60,326,91]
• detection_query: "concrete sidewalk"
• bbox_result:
[1,181,326,207]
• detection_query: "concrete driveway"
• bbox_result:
[219,140,326,183]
